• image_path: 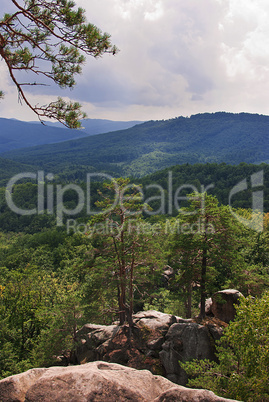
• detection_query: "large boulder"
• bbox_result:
[0,361,239,402]
[160,321,220,385]
[211,289,243,323]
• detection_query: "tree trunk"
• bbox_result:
[199,245,207,319]
[186,282,192,318]
[119,276,126,325]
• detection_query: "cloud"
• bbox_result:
[219,0,269,77]
[76,0,227,117]
[113,0,164,21]
[1,0,269,122]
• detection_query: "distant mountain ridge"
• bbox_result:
[1,112,268,178]
[0,117,144,153]
[28,118,144,135]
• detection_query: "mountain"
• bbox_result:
[0,118,144,152]
[1,112,269,178]
[0,156,37,187]
[138,162,269,213]
[30,118,144,134]
[0,118,86,153]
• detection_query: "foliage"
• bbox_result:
[1,162,269,233]
[2,112,269,173]
[89,177,162,325]
[31,282,84,367]
[0,170,268,380]
[183,292,269,401]
[169,193,244,318]
[0,229,92,377]
[0,0,117,127]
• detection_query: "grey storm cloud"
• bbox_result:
[1,0,269,121]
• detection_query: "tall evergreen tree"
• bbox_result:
[170,193,242,318]
[90,178,149,326]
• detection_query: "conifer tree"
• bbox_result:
[170,193,242,318]
[90,178,146,326]
[0,0,117,127]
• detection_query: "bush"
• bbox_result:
[182,292,269,401]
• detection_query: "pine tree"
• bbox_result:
[0,0,117,127]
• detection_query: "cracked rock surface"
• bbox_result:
[73,310,224,385]
[0,361,239,402]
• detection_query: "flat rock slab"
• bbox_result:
[134,310,177,332]
[0,361,240,402]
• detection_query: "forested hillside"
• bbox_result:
[1,156,269,400]
[0,118,143,153]
[0,116,268,402]
[139,162,269,211]
[1,112,268,178]
[0,162,268,232]
[0,0,268,397]
[0,157,37,187]
[0,182,268,398]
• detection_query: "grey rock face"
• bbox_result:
[154,386,239,402]
[74,324,120,364]
[72,310,225,387]
[160,322,218,385]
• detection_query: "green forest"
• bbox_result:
[1,112,269,179]
[0,162,268,231]
[1,1,268,399]
[0,163,269,401]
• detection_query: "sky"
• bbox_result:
[1,0,269,122]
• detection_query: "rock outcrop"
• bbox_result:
[72,310,224,385]
[67,290,242,387]
[211,289,243,323]
[73,311,177,376]
[160,320,222,384]
[0,361,239,402]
